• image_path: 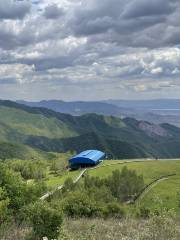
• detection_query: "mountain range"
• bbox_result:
[1,100,180,159]
[17,100,130,116]
[18,99,180,127]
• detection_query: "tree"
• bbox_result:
[107,167,144,202]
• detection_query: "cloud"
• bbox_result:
[44,4,64,19]
[70,0,178,42]
[122,0,176,18]
[0,0,180,100]
[0,0,31,19]
[0,63,35,84]
[0,78,17,85]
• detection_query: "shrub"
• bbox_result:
[103,202,125,218]
[62,178,75,193]
[27,202,63,240]
[62,191,99,217]
[138,206,151,219]
[107,167,144,202]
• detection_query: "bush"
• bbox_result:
[62,191,100,217]
[138,207,151,219]
[6,160,47,180]
[103,202,125,218]
[107,167,144,202]
[62,178,75,193]
[27,202,63,240]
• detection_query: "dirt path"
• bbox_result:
[134,173,176,204]
[40,168,87,200]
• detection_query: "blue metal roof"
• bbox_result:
[69,150,105,165]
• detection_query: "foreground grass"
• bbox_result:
[64,214,180,240]
[0,223,30,240]
[1,214,180,240]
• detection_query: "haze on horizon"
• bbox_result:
[0,0,180,101]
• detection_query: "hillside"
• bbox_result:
[0,142,49,160]
[1,100,180,158]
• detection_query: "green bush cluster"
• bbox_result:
[26,202,63,240]
[5,159,47,180]
[0,163,47,226]
[0,163,146,239]
[51,167,144,219]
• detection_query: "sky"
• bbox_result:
[0,0,180,101]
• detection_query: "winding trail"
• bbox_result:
[134,173,176,204]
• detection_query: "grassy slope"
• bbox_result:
[86,160,180,213]
[87,160,180,183]
[0,142,51,160]
[46,170,81,188]
[140,175,180,213]
[45,152,81,188]
[45,159,180,213]
[0,106,77,139]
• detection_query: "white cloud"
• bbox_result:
[0,0,180,100]
[0,64,35,84]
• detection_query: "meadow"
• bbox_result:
[87,159,180,213]
[46,159,180,214]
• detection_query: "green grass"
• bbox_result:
[139,175,180,214]
[46,170,81,188]
[88,160,180,184]
[25,158,180,213]
[86,159,180,213]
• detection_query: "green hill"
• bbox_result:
[1,100,180,158]
[0,142,49,160]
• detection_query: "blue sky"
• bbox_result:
[0,0,180,101]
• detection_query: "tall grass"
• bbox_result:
[63,211,180,240]
[1,211,180,240]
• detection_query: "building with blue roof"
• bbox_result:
[69,150,106,169]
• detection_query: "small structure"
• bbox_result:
[69,150,105,170]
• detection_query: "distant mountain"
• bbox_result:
[1,100,180,159]
[105,99,180,115]
[129,112,180,128]
[17,99,180,127]
[17,100,130,116]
